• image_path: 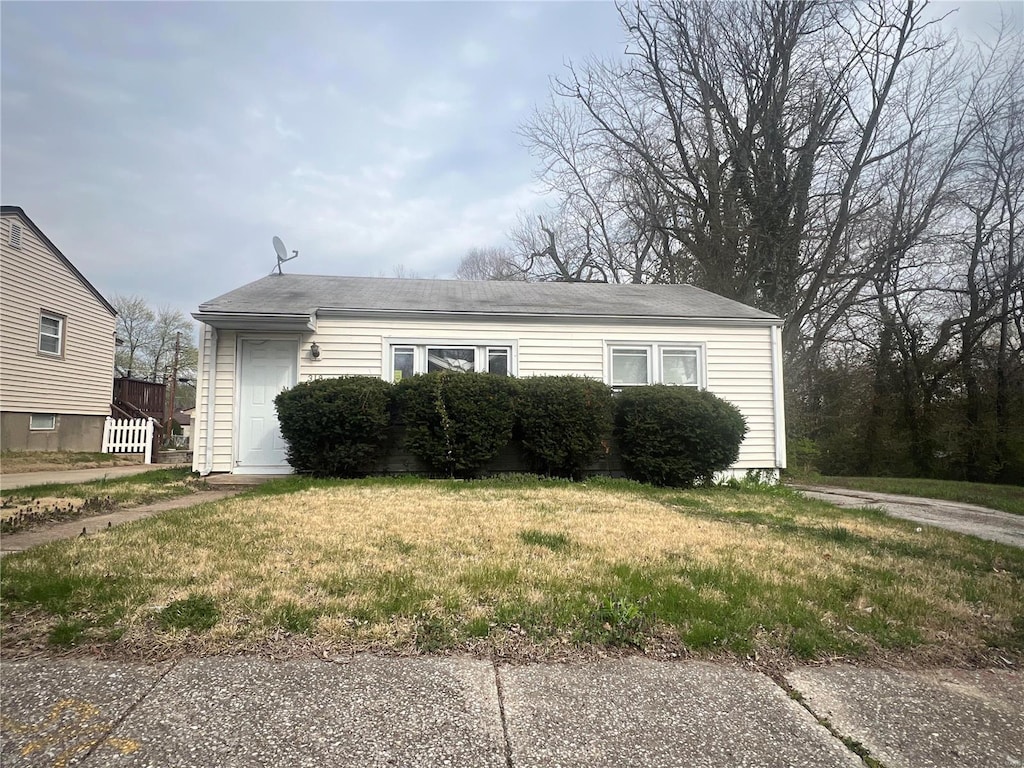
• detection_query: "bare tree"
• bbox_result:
[114,295,155,378]
[533,0,962,364]
[453,246,525,281]
[114,295,198,394]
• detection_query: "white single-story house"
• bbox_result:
[191,274,786,478]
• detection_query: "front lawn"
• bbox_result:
[2,477,1021,665]
[801,475,1024,516]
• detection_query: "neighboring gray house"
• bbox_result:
[0,206,117,451]
[192,274,786,478]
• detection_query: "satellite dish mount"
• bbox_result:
[272,235,299,275]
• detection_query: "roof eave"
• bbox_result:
[314,307,782,325]
[1,206,117,317]
[192,311,317,332]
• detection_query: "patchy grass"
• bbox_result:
[0,468,204,533]
[0,451,143,474]
[801,475,1024,516]
[1,476,1021,665]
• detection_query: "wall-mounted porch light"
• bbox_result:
[309,342,321,360]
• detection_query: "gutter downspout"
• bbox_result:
[770,323,787,472]
[201,325,218,476]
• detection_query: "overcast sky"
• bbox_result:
[2,1,1019,322]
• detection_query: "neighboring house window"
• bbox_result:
[38,311,64,356]
[388,342,514,380]
[608,344,705,388]
[8,223,23,249]
[30,414,56,430]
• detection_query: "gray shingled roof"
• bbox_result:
[196,274,777,321]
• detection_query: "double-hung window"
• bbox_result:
[38,311,64,356]
[610,348,651,386]
[662,348,700,387]
[607,343,704,388]
[389,341,514,381]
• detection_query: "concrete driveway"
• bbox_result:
[791,484,1024,548]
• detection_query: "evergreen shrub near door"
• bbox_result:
[515,376,615,479]
[615,385,747,487]
[275,377,393,477]
[396,371,516,478]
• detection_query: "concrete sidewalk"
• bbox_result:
[1,656,1020,767]
[0,465,165,492]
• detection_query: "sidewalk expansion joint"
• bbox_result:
[767,671,889,768]
[79,659,178,765]
[492,662,514,768]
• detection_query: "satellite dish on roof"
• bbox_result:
[271,236,299,275]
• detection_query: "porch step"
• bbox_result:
[203,474,282,489]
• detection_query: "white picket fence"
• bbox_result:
[102,417,156,464]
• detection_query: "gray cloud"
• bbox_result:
[2,0,1016,321]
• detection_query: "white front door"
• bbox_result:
[237,339,296,473]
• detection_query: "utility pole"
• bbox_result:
[165,331,181,441]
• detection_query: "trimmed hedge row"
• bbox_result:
[274,373,747,486]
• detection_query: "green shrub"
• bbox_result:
[615,386,747,487]
[275,376,393,477]
[396,372,516,478]
[515,376,614,479]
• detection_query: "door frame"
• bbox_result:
[233,334,301,474]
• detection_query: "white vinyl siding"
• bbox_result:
[197,314,783,472]
[0,213,115,416]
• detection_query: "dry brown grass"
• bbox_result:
[2,478,1021,665]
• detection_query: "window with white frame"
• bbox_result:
[30,413,56,430]
[390,343,513,381]
[608,343,704,388]
[610,347,650,386]
[38,311,64,356]
[662,348,700,387]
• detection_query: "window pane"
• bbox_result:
[427,347,475,373]
[487,348,509,376]
[393,347,414,381]
[41,316,60,335]
[30,413,56,430]
[39,335,60,354]
[612,349,648,385]
[663,350,698,386]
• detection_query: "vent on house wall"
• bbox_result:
[8,223,22,249]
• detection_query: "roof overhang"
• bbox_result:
[192,311,317,332]
[315,307,782,327]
